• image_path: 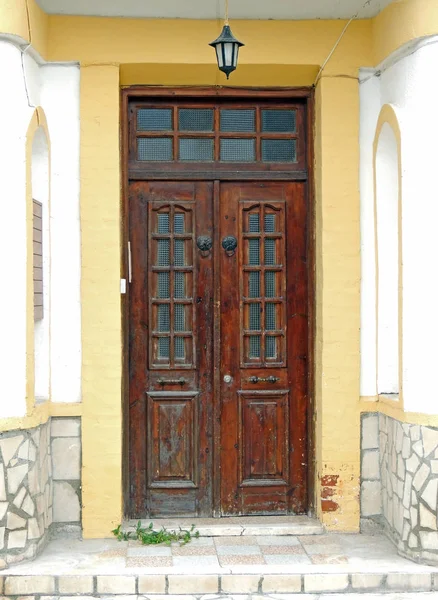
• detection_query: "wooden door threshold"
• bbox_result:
[123,515,323,537]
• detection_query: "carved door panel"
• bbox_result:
[219,182,308,515]
[128,180,308,518]
[129,181,214,517]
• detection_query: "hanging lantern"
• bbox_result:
[209,24,244,79]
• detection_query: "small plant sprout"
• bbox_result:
[112,522,200,545]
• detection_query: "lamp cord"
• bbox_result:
[225,0,229,24]
[313,0,372,87]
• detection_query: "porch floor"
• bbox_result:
[4,530,438,597]
[6,531,437,575]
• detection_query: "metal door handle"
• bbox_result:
[248,376,279,384]
[157,377,187,386]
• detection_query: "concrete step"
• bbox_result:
[123,516,324,537]
[3,571,438,597]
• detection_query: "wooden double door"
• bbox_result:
[128,179,309,518]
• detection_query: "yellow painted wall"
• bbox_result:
[80,65,123,537]
[0,0,48,58]
[314,75,361,530]
[373,0,438,65]
[1,0,438,538]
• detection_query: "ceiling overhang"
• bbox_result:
[36,0,393,21]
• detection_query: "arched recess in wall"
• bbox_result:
[373,105,402,399]
[28,109,51,403]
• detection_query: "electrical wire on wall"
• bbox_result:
[313,0,373,87]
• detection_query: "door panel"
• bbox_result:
[128,180,308,517]
[129,181,214,517]
[219,182,308,515]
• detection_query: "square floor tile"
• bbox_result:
[127,545,172,557]
[219,555,266,565]
[261,545,306,555]
[214,536,258,546]
[310,554,349,564]
[126,556,173,567]
[172,545,217,556]
[182,537,215,547]
[172,555,221,568]
[264,554,312,565]
[216,545,261,556]
[301,544,343,555]
[256,535,301,546]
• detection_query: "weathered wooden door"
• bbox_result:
[128,180,308,517]
[219,182,308,515]
[126,90,311,518]
[129,181,214,517]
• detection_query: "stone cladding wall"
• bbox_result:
[50,418,81,537]
[0,421,52,568]
[0,417,82,569]
[361,412,438,565]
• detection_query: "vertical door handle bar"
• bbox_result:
[128,241,132,283]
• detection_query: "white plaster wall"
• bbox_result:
[0,37,81,417]
[40,65,81,403]
[360,36,438,413]
[359,72,380,398]
[375,123,399,395]
[0,42,36,418]
[33,126,51,401]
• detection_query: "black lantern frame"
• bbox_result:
[209,25,244,79]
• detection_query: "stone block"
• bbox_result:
[304,574,349,593]
[361,480,382,516]
[221,575,259,593]
[413,440,424,457]
[22,495,35,517]
[402,436,411,459]
[27,518,40,540]
[13,487,26,510]
[386,573,431,591]
[51,418,81,438]
[406,453,420,474]
[351,573,384,590]
[137,575,166,594]
[413,463,430,491]
[422,478,438,511]
[5,576,55,595]
[262,574,301,593]
[168,575,218,594]
[18,440,29,461]
[8,529,27,549]
[52,438,81,480]
[53,482,80,523]
[403,473,413,509]
[7,464,28,495]
[58,576,94,594]
[97,576,136,594]
[6,511,26,530]
[362,449,380,480]
[362,414,379,450]
[420,530,438,550]
[420,502,438,530]
[422,427,438,458]
[0,435,24,466]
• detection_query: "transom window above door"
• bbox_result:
[128,98,307,174]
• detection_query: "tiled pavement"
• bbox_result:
[126,535,369,568]
[4,533,438,597]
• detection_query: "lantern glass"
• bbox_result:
[210,25,244,79]
[216,45,224,68]
[224,42,234,67]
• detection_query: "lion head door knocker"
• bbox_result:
[196,235,213,257]
[222,235,238,257]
